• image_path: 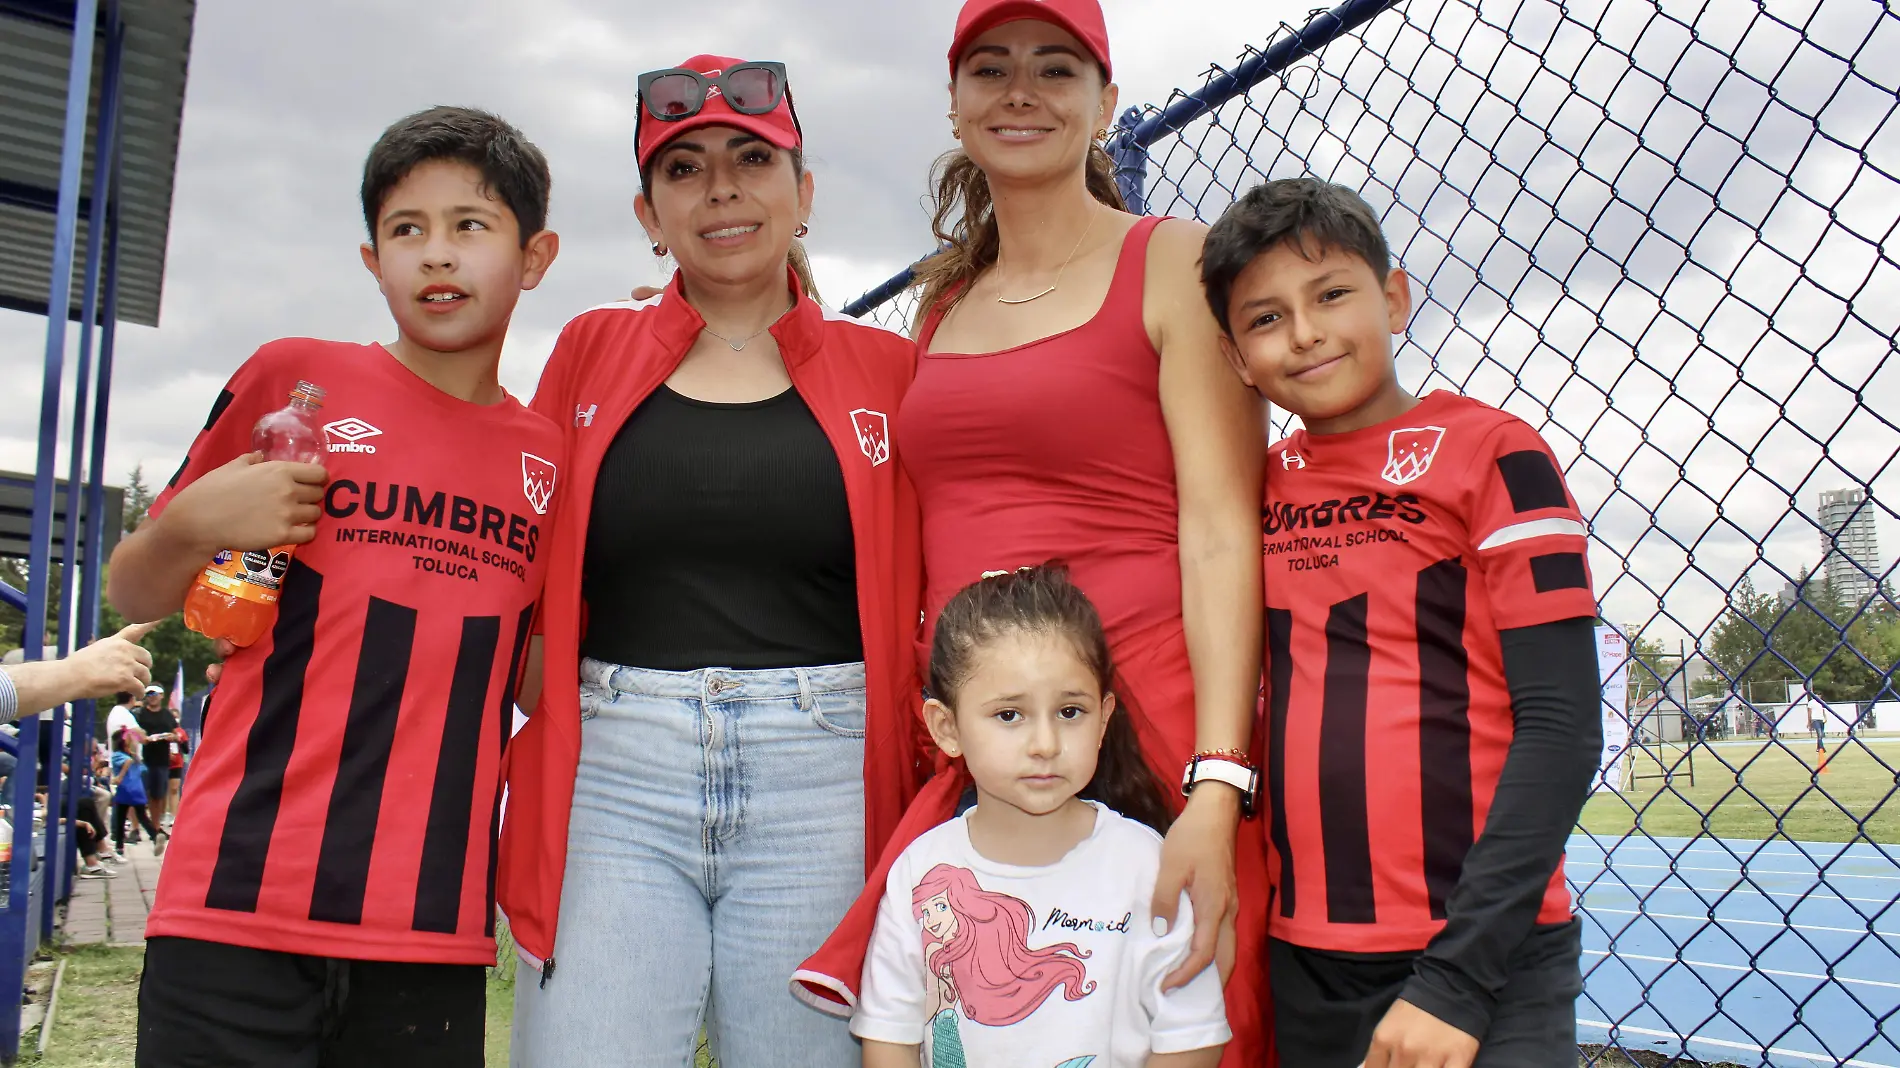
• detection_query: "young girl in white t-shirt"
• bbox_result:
[853,565,1230,1068]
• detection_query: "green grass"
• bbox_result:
[1581,737,1900,843]
[22,945,144,1067]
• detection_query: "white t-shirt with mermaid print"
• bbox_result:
[851,802,1231,1068]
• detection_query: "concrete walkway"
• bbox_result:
[63,837,162,946]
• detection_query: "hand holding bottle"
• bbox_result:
[163,452,328,557]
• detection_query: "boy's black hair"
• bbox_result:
[361,106,551,248]
[1201,177,1392,335]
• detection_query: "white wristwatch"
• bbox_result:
[1181,755,1260,818]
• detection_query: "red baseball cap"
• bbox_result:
[948,0,1112,81]
[635,55,802,169]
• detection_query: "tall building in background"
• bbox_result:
[1818,488,1879,606]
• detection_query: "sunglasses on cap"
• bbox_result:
[638,61,795,121]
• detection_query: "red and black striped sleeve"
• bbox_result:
[1463,418,1596,627]
[148,343,300,522]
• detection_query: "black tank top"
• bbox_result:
[579,384,862,671]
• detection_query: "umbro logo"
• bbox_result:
[323,418,382,455]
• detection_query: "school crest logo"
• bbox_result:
[850,409,890,466]
[1381,426,1446,486]
[521,453,558,515]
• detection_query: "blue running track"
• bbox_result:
[1569,834,1900,1067]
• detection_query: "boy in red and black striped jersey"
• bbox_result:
[1201,179,1602,1068]
[109,108,562,1068]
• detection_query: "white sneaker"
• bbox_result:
[77,867,114,879]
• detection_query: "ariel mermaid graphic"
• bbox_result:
[912,863,1097,1068]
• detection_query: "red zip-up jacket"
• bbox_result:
[496,271,927,976]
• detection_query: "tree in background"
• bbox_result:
[1626,632,1672,704]
[1696,573,1900,706]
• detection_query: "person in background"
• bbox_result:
[110,728,162,858]
[106,689,140,748]
[133,686,179,839]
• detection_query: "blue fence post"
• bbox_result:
[49,0,124,926]
[1107,106,1148,214]
[8,0,100,1057]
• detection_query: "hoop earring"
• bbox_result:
[794,223,810,238]
[948,111,961,140]
[651,242,667,257]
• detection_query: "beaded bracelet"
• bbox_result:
[1191,747,1255,769]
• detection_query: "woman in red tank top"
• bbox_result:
[799,1,1272,1063]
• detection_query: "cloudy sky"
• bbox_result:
[0,0,1309,478]
[3,0,1896,654]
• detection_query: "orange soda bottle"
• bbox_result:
[183,380,327,647]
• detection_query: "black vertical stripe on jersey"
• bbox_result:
[205,560,324,913]
[486,604,535,937]
[1320,594,1376,925]
[1495,450,1569,512]
[168,390,237,490]
[1266,608,1297,919]
[1416,559,1473,921]
[309,597,417,925]
[411,616,501,934]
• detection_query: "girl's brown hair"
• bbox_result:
[929,563,1171,834]
[912,139,1126,327]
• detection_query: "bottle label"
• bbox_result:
[200,546,297,605]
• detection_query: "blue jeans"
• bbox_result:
[511,659,866,1067]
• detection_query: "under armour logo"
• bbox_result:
[1281,450,1306,470]
[575,404,597,427]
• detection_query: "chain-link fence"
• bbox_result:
[846,0,1900,1063]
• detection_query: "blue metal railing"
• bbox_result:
[1,0,128,1058]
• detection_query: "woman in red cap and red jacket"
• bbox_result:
[796,1,1273,1064]
[500,56,924,1066]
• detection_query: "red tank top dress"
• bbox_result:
[794,218,1271,1064]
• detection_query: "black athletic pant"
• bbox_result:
[137,936,485,1067]
[1271,920,1583,1067]
[113,802,157,852]
[74,794,106,859]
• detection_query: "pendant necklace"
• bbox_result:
[702,296,795,351]
[996,208,1102,305]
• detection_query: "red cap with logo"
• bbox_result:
[948,0,1112,80]
[635,54,802,169]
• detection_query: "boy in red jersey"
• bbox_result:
[109,106,561,1067]
[1200,178,1602,1068]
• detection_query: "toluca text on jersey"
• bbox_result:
[321,479,541,566]
[1260,491,1428,535]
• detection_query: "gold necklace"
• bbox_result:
[996,209,1102,305]
[701,295,795,351]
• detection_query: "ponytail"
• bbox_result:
[788,236,822,305]
[913,143,1126,329]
